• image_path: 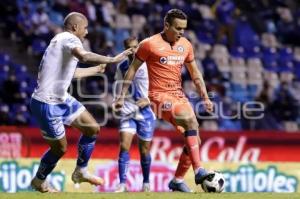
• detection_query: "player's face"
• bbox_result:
[76,19,88,42]
[126,40,139,53]
[126,39,138,59]
[166,18,187,42]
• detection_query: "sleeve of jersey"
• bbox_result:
[63,36,83,53]
[135,39,151,62]
[185,41,195,63]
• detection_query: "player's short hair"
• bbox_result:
[164,9,187,25]
[123,36,137,49]
[63,12,86,28]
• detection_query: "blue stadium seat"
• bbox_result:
[234,18,260,49]
[262,47,278,64]
[31,39,47,55]
[294,61,300,80]
[247,84,258,100]
[263,60,279,72]
[230,46,245,58]
[229,83,248,102]
[245,46,261,58]
[0,53,10,65]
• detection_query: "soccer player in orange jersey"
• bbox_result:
[114,9,214,192]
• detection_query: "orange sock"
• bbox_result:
[174,146,192,179]
[184,130,201,171]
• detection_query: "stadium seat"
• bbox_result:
[31,39,47,56]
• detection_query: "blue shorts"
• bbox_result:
[30,96,85,140]
[119,106,156,141]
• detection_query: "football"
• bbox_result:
[201,171,225,193]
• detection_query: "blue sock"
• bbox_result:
[141,154,151,183]
[118,151,129,183]
[196,167,207,176]
[36,149,61,180]
[76,135,96,167]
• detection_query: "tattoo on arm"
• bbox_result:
[193,76,209,99]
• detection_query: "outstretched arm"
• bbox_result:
[120,57,143,98]
[113,57,144,110]
[73,64,106,78]
[72,47,133,65]
[185,60,213,112]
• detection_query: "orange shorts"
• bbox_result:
[149,92,196,133]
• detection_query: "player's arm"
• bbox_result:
[185,60,213,112]
[113,58,144,110]
[71,47,133,64]
[185,60,209,99]
[120,58,143,98]
[136,98,150,108]
[73,64,106,78]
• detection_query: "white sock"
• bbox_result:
[77,166,88,174]
[174,178,184,183]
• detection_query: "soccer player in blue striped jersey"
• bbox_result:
[113,37,156,192]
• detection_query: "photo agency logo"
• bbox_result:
[70,76,266,126]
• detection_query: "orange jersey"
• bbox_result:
[136,33,194,94]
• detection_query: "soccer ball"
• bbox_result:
[201,171,225,193]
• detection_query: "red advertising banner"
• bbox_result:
[0,126,300,162]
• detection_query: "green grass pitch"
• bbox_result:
[0,192,299,199]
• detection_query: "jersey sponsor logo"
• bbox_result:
[159,57,167,64]
[159,55,184,65]
[177,45,184,53]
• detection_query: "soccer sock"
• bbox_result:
[118,151,130,183]
[184,130,201,172]
[76,135,97,168]
[36,149,61,180]
[174,146,192,179]
[140,154,151,183]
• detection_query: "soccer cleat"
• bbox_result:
[114,183,127,193]
[71,168,104,186]
[142,183,150,192]
[195,168,215,185]
[31,177,58,193]
[168,180,192,192]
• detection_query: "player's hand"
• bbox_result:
[136,98,150,108]
[112,97,125,112]
[203,98,213,112]
[97,64,106,73]
[112,48,134,63]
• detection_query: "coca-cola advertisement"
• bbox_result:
[1,127,300,162]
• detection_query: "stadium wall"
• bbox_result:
[0,127,299,192]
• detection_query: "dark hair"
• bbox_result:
[164,9,187,25]
[123,36,137,48]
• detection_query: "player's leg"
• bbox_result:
[31,137,67,193]
[150,95,192,192]
[168,145,193,192]
[136,109,155,192]
[70,109,104,186]
[138,139,152,192]
[115,118,136,192]
[30,98,67,192]
[173,103,212,185]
